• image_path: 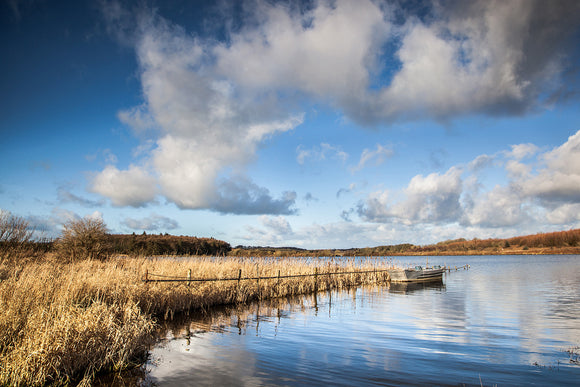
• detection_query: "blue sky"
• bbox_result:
[2,0,580,249]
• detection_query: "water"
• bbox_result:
[140,255,580,386]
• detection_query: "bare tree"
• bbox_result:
[0,211,35,262]
[56,217,110,261]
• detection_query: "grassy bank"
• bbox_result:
[0,255,392,385]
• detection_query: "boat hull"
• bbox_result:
[387,267,445,283]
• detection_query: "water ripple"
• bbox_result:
[145,255,580,386]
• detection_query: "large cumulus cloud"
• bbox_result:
[213,0,580,123]
[91,9,302,214]
[91,0,580,214]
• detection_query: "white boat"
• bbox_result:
[387,265,445,283]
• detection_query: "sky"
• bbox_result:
[2,0,580,249]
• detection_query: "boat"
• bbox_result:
[387,265,445,283]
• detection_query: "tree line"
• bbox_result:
[0,213,231,263]
[108,233,231,256]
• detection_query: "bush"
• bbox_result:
[56,218,110,261]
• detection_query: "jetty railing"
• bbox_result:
[142,267,392,284]
[142,264,469,284]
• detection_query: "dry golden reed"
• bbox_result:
[0,255,392,385]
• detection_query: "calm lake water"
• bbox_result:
[139,255,580,386]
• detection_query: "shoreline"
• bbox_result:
[228,248,580,257]
[0,256,392,386]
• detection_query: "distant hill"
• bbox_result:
[229,229,580,257]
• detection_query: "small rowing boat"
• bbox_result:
[387,265,445,283]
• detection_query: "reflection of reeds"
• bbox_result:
[566,346,580,365]
[156,285,389,341]
[0,256,393,385]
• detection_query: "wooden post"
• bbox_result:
[314,267,318,292]
[256,264,260,299]
[277,269,281,296]
[236,268,242,303]
[187,269,191,286]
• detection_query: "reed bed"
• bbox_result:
[0,255,394,385]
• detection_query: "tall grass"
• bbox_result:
[0,255,393,385]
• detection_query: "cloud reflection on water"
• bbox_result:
[143,255,580,386]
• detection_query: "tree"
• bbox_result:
[0,211,34,262]
[56,218,110,261]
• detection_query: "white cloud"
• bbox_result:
[295,147,311,165]
[542,131,580,176]
[296,143,348,165]
[215,0,390,105]
[92,12,303,214]
[357,189,392,223]
[524,172,580,204]
[463,186,529,228]
[211,176,297,215]
[85,148,119,165]
[90,165,157,207]
[86,211,104,222]
[118,104,157,134]
[400,167,464,223]
[468,154,494,171]
[57,187,105,208]
[358,167,464,225]
[516,131,580,203]
[239,215,294,245]
[51,208,82,224]
[505,159,532,179]
[357,130,580,230]
[351,144,393,172]
[370,0,579,122]
[506,143,539,160]
[337,183,356,198]
[260,215,293,235]
[545,203,580,224]
[121,213,179,231]
[103,149,118,165]
[131,139,155,159]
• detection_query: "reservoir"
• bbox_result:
[140,255,580,386]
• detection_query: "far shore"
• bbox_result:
[227,246,580,258]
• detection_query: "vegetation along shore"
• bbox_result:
[0,214,391,385]
[0,211,579,385]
